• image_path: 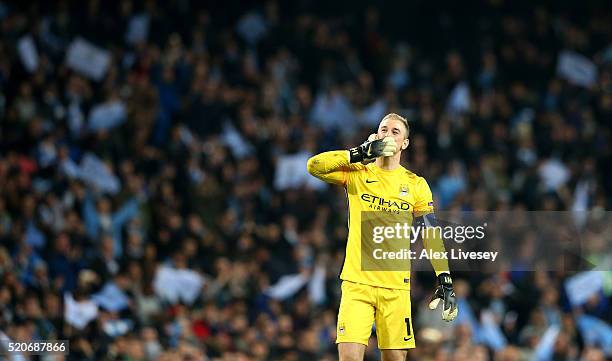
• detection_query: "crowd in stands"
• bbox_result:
[1,1,610,360]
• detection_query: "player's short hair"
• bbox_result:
[381,113,410,138]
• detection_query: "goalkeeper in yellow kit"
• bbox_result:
[307,113,458,361]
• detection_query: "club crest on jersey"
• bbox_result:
[399,184,409,197]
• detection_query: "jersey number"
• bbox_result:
[404,317,412,341]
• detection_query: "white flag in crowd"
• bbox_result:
[88,99,127,131]
[66,37,111,81]
[153,265,204,305]
[17,35,39,73]
[556,50,598,88]
[79,153,122,194]
[64,293,99,330]
[275,151,326,191]
[564,271,604,307]
[446,81,471,115]
[60,152,122,195]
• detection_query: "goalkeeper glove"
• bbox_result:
[428,273,458,322]
[360,134,378,165]
[349,136,396,163]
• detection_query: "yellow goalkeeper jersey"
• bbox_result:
[307,150,436,290]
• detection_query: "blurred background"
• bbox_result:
[0,0,611,360]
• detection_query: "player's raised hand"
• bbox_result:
[428,273,458,322]
[349,136,397,163]
[360,134,378,165]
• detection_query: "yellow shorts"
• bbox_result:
[336,280,415,349]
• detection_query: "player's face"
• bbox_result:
[377,118,409,154]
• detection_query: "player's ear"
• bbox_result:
[401,138,409,150]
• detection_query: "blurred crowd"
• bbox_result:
[1,0,611,360]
